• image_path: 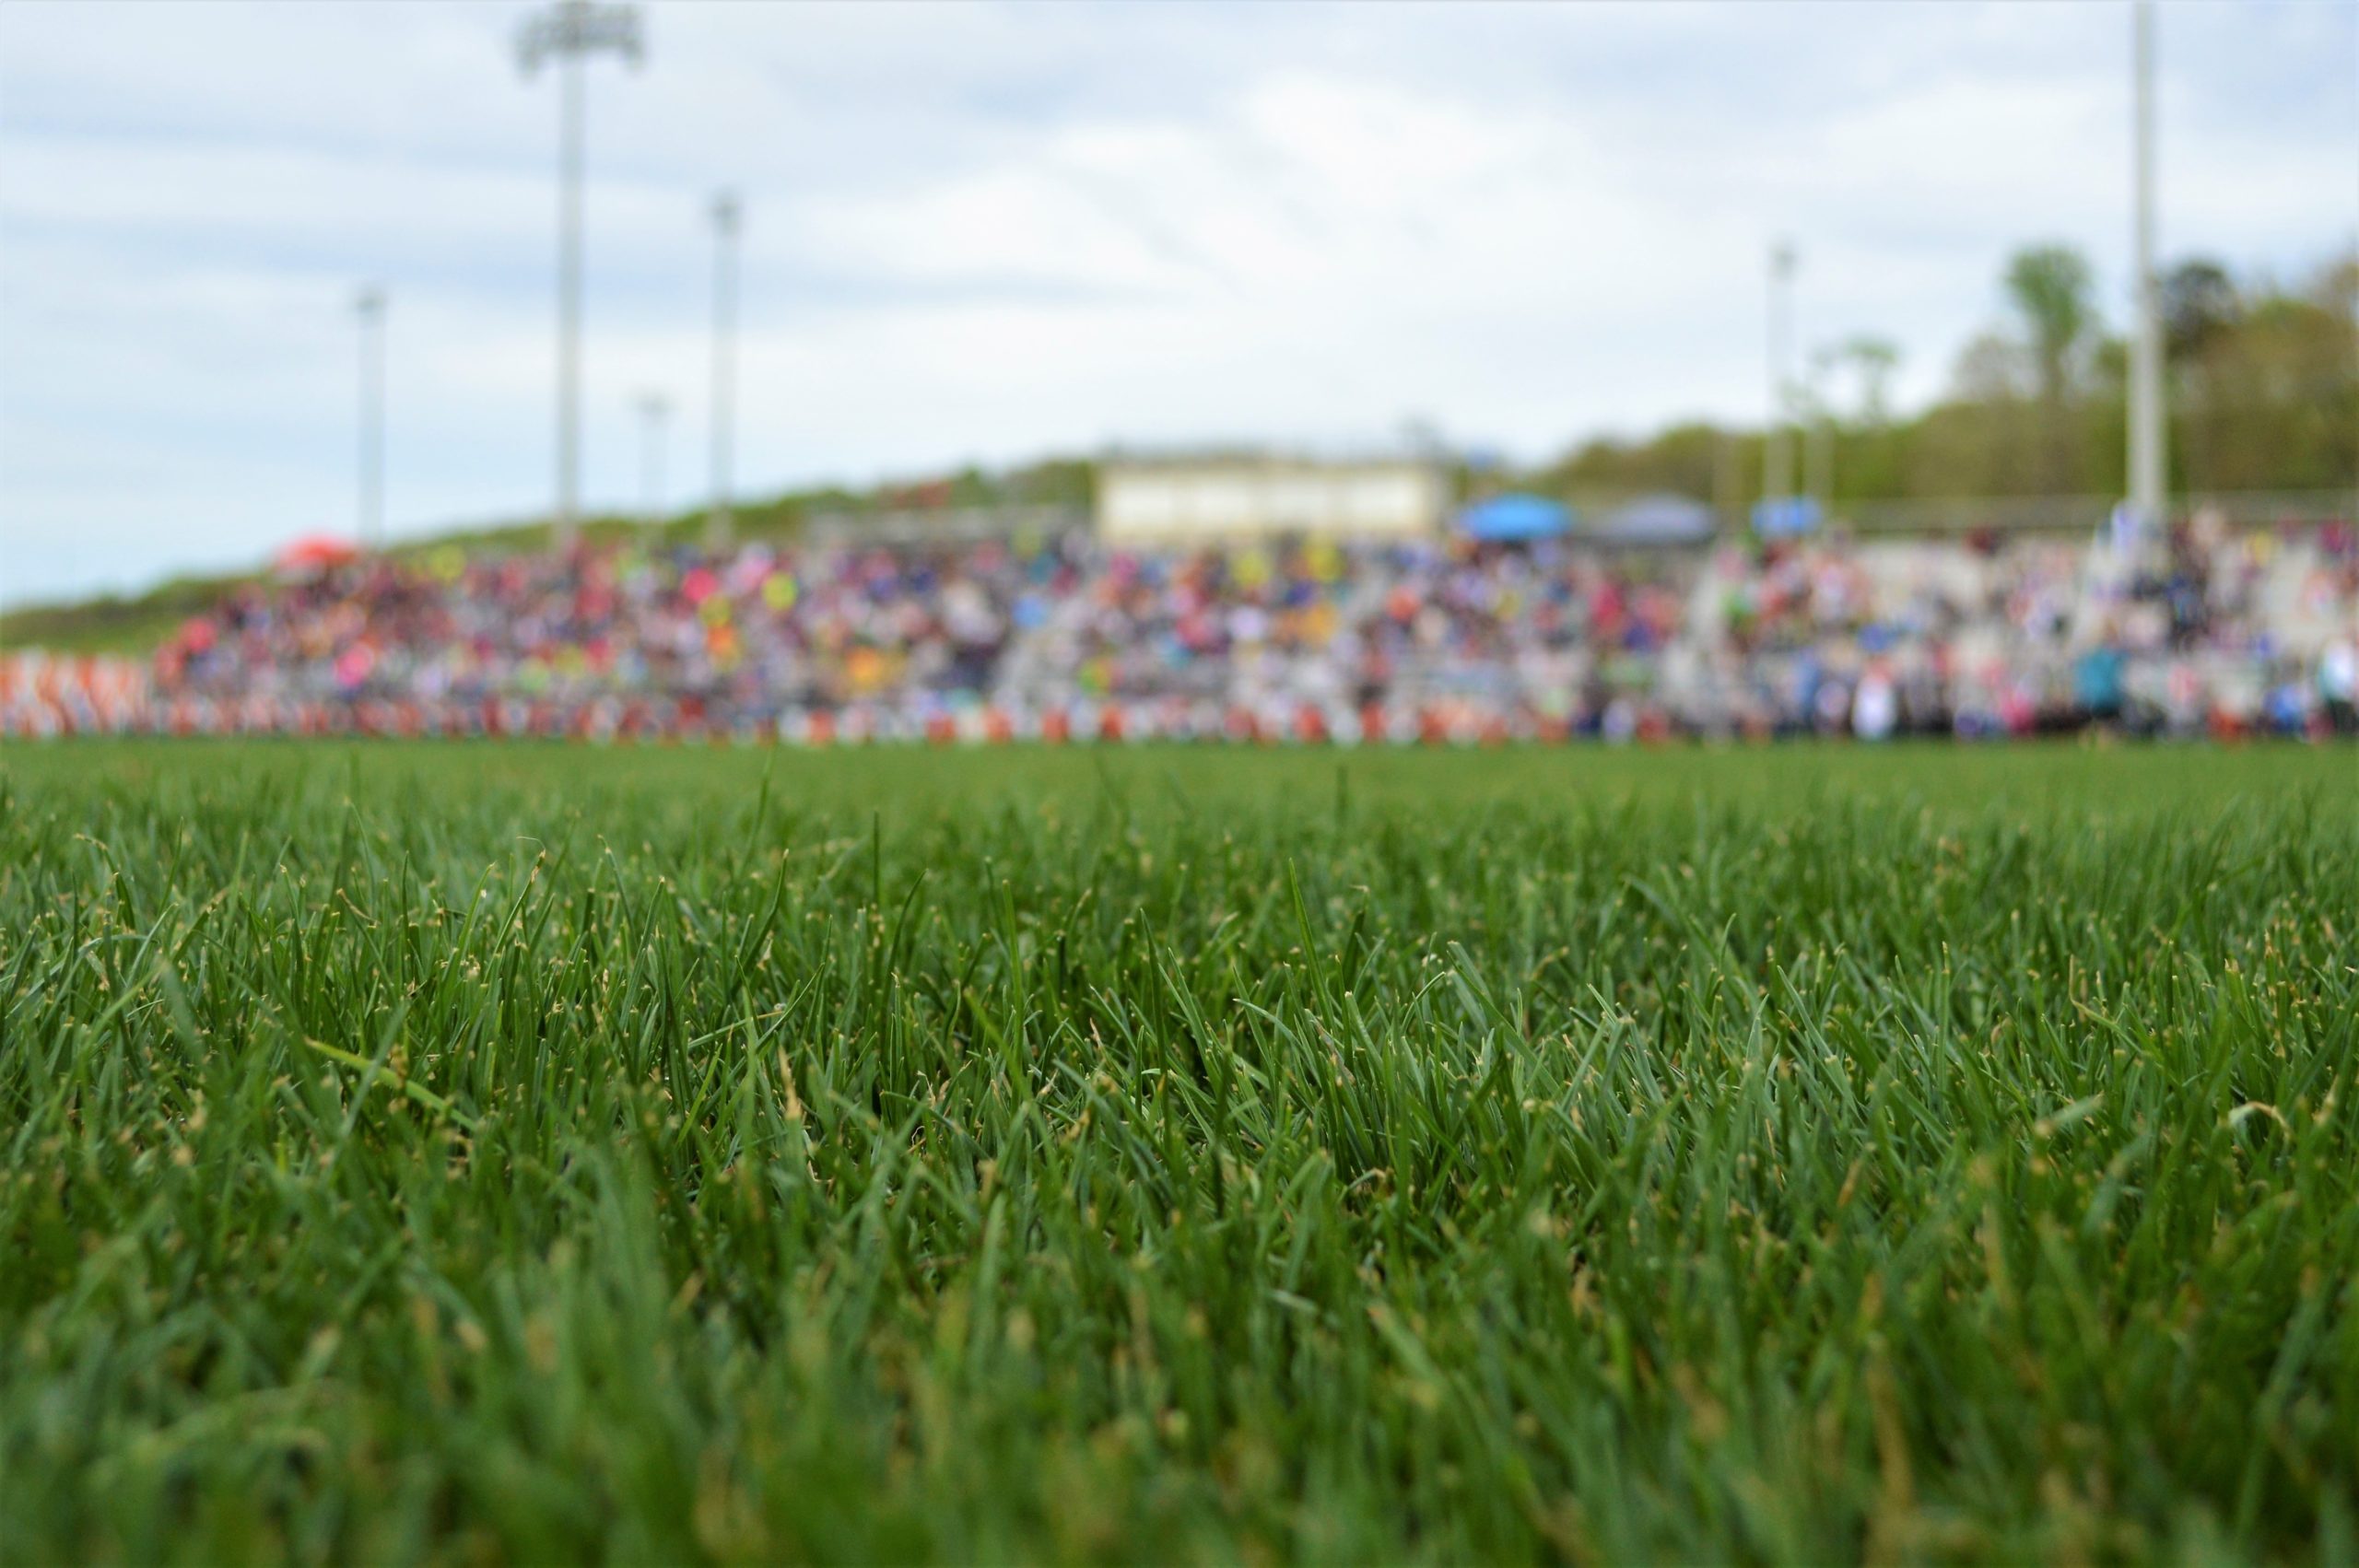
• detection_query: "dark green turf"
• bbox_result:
[3,743,2354,1563]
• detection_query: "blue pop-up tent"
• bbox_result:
[1458,493,1571,542]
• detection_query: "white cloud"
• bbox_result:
[1,0,2352,604]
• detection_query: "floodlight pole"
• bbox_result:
[2127,0,2167,531]
[1805,405,1833,521]
[636,392,672,537]
[1805,346,1836,518]
[708,190,741,551]
[517,0,643,553]
[355,286,386,549]
[1763,241,1797,511]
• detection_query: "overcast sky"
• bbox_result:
[1,0,2353,606]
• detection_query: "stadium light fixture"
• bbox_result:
[516,0,644,553]
[708,190,741,551]
[354,286,386,550]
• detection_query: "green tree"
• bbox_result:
[2162,259,2238,358]
[2001,244,2097,490]
[2164,258,2239,492]
[1838,336,1903,426]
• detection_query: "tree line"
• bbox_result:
[1533,245,2358,510]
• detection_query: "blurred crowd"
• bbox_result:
[8,517,2356,743]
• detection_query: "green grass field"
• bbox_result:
[3,743,2354,1564]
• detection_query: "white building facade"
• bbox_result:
[1097,457,1447,544]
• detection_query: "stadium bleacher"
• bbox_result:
[6,515,2354,743]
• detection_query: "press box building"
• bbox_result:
[1095,456,1448,545]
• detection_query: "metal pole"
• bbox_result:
[1713,428,1738,532]
[356,287,386,548]
[1806,406,1833,520]
[1764,242,1797,514]
[1805,347,1835,517]
[2128,0,2167,529]
[516,2,643,554]
[555,49,584,550]
[637,392,671,537]
[709,191,741,551]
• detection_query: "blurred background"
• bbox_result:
[0,0,2353,743]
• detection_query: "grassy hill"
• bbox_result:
[0,504,795,657]
[0,468,1052,656]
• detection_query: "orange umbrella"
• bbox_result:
[275,534,360,575]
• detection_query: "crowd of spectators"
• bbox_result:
[7,515,2355,743]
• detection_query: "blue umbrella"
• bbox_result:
[1458,493,1571,542]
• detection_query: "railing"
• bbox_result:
[1838,490,2356,537]
[802,505,1087,546]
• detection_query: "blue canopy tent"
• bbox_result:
[1750,497,1823,538]
[1457,493,1571,543]
[1594,493,1718,546]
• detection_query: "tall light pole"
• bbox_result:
[1805,345,1837,519]
[1763,240,1798,514]
[2126,0,2167,531]
[516,0,643,553]
[355,286,386,549]
[1713,428,1739,531]
[708,190,742,551]
[635,392,672,539]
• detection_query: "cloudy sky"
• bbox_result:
[1,1,2352,605]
